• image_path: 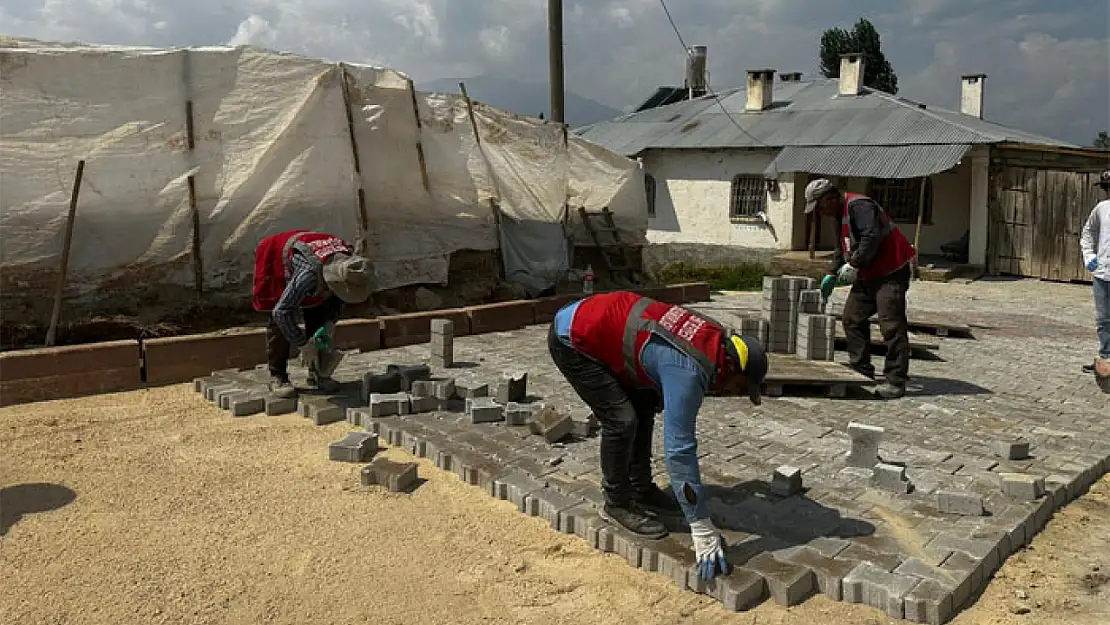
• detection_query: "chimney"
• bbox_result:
[685,45,708,96]
[778,72,803,82]
[745,69,775,111]
[960,73,986,119]
[838,53,865,96]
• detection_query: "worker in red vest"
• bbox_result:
[252,230,375,398]
[549,292,769,582]
[806,178,917,399]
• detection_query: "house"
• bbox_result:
[577,50,1109,281]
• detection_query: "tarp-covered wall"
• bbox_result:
[0,41,647,315]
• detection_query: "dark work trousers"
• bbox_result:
[547,324,660,508]
[266,295,344,379]
[842,263,912,387]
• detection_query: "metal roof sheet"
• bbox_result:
[577,79,1077,155]
[765,144,972,179]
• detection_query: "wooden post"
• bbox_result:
[912,176,928,278]
[406,78,431,193]
[338,63,370,255]
[185,100,204,294]
[808,212,818,259]
[45,160,85,347]
[459,82,506,278]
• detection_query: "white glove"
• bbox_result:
[837,263,859,283]
[690,518,730,581]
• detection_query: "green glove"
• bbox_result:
[820,274,838,299]
[311,326,331,351]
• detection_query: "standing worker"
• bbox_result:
[806,178,917,399]
[252,230,375,398]
[548,291,769,582]
[1081,170,1110,379]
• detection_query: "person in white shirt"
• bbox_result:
[1080,169,1110,375]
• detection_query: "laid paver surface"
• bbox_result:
[189,278,1110,623]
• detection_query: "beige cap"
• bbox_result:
[804,178,836,213]
[322,254,375,303]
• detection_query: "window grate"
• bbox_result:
[730,175,766,221]
[867,177,933,224]
[645,174,656,217]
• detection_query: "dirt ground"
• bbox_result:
[2,385,1107,625]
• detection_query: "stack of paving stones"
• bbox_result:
[430,318,453,368]
[760,276,818,354]
[189,320,1110,624]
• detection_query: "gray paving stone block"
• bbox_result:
[835,544,905,573]
[571,411,599,438]
[926,534,1000,578]
[369,392,411,417]
[939,551,982,609]
[744,552,816,606]
[386,364,432,391]
[504,402,543,426]
[204,382,237,403]
[937,491,986,516]
[998,472,1046,501]
[904,579,954,625]
[873,462,913,494]
[329,432,379,462]
[229,392,266,417]
[466,397,505,424]
[216,387,246,410]
[410,379,435,397]
[654,536,697,589]
[430,318,454,335]
[454,381,489,399]
[360,370,403,402]
[842,562,922,619]
[992,439,1031,460]
[302,398,346,425]
[492,472,546,511]
[701,568,767,611]
[557,505,603,548]
[779,545,859,601]
[264,395,298,416]
[769,465,803,497]
[408,394,440,414]
[530,406,573,443]
[495,371,528,404]
[361,458,418,492]
[846,422,884,468]
[523,487,583,527]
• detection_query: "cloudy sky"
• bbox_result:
[2,0,1108,144]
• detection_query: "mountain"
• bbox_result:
[417,74,622,128]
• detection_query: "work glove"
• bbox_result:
[298,341,320,369]
[819,274,838,299]
[311,326,332,351]
[837,263,859,284]
[690,518,730,581]
[1088,258,1099,272]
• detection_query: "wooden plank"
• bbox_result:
[765,354,873,385]
[834,326,939,351]
[830,309,973,336]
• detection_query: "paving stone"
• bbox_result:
[408,394,440,414]
[872,462,913,494]
[937,491,986,516]
[361,458,419,492]
[530,406,573,443]
[846,422,884,468]
[410,380,435,397]
[386,364,431,391]
[264,395,298,416]
[926,534,1000,577]
[769,465,803,497]
[939,551,982,609]
[744,552,816,606]
[360,370,404,402]
[466,397,505,424]
[301,398,347,425]
[216,387,246,410]
[836,544,905,573]
[556,504,604,547]
[904,579,954,625]
[504,402,543,426]
[431,378,456,400]
[229,392,266,417]
[204,382,237,403]
[491,471,546,511]
[702,568,768,611]
[329,432,379,462]
[998,473,1046,501]
[779,545,859,600]
[571,411,599,438]
[653,536,697,589]
[495,371,528,404]
[369,392,411,417]
[842,562,923,619]
[992,439,1031,461]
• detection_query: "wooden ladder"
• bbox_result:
[578,206,640,284]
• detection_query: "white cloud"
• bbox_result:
[2,0,1107,144]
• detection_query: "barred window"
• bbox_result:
[730,175,766,221]
[644,174,657,217]
[867,177,933,224]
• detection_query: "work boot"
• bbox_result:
[849,363,876,380]
[308,372,341,393]
[873,382,906,400]
[633,484,682,514]
[269,375,297,399]
[599,503,668,539]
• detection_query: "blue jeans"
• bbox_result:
[1095,278,1110,359]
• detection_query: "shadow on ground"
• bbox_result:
[1,483,77,536]
[905,376,993,397]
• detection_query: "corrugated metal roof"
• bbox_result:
[577,79,1077,155]
[765,144,972,179]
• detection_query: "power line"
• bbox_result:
[656,0,769,148]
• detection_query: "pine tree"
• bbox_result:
[819,18,899,94]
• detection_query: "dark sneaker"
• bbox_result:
[308,374,341,393]
[599,504,668,539]
[633,485,682,514]
[269,375,297,399]
[873,382,906,400]
[850,363,876,379]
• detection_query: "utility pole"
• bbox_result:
[548,0,565,124]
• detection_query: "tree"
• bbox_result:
[819,18,899,94]
[1094,131,1110,149]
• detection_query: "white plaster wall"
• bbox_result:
[642,149,795,250]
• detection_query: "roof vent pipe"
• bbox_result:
[745,69,775,112]
[838,53,864,96]
[685,46,708,98]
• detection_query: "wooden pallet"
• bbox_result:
[763,354,875,398]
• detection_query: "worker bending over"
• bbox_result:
[252,230,375,398]
[808,178,917,399]
[549,291,769,582]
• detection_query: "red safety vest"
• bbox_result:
[568,291,730,391]
[252,230,352,312]
[842,193,917,280]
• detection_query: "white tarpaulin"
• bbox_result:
[0,41,647,310]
